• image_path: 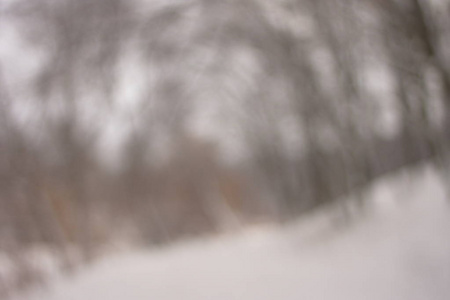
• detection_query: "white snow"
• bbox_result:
[14,163,450,300]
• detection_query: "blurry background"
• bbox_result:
[0,0,450,295]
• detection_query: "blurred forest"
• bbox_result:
[1,0,450,294]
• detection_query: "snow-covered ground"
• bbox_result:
[14,163,450,300]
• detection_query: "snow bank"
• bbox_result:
[14,164,450,300]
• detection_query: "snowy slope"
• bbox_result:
[15,164,450,300]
